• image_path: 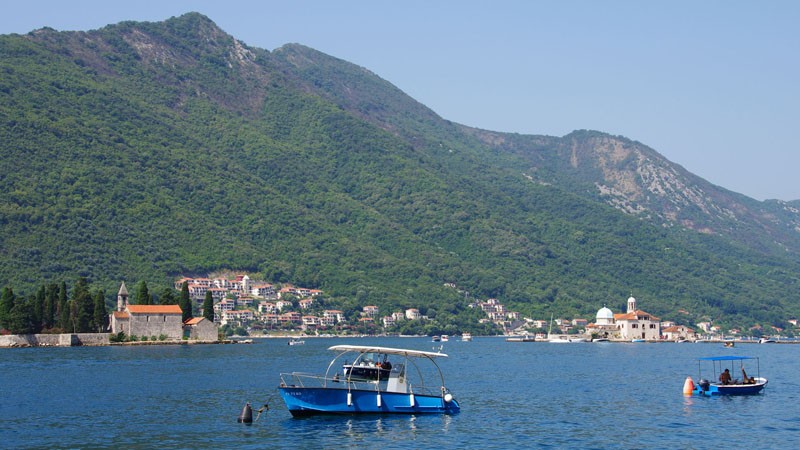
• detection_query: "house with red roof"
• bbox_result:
[110,282,188,340]
[614,296,661,341]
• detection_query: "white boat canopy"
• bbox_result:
[328,345,448,358]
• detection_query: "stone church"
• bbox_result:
[110,282,185,340]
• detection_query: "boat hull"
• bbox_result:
[693,378,768,396]
[278,387,460,416]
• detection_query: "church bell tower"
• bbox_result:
[117,282,129,311]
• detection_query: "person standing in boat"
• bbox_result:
[719,368,732,385]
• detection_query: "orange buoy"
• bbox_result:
[682,376,695,396]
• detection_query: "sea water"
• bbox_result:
[2,337,799,449]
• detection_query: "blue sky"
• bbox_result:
[3,1,798,200]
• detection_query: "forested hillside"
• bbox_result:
[1,13,799,332]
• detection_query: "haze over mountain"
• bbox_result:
[2,13,799,330]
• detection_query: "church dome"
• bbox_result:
[596,306,614,320]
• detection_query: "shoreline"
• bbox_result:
[4,332,796,348]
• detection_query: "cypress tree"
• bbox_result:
[202,290,214,321]
[8,295,35,335]
[33,285,45,332]
[134,281,150,305]
[93,289,108,332]
[58,281,69,331]
[43,283,58,330]
[68,299,77,333]
[71,277,93,332]
[160,287,177,305]
[180,281,193,323]
[0,286,16,331]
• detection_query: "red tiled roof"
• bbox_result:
[614,309,660,321]
[183,317,204,325]
[127,305,183,314]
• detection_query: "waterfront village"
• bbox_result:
[3,270,793,348]
[104,273,793,344]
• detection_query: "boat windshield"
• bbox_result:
[352,352,386,366]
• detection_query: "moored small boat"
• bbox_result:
[506,334,535,342]
[685,355,767,396]
[288,338,305,346]
[278,344,460,416]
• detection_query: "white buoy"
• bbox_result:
[444,393,453,403]
[409,393,415,406]
[377,393,382,408]
[682,376,695,396]
[347,392,352,406]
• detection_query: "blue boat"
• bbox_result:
[686,356,768,396]
[278,344,461,416]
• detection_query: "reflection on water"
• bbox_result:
[681,394,695,414]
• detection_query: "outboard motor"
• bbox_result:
[698,379,710,392]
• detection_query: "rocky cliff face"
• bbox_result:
[467,128,800,256]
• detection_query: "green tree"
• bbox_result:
[159,287,177,305]
[58,281,69,331]
[202,290,214,321]
[134,281,151,305]
[93,289,108,332]
[43,283,59,330]
[0,287,16,330]
[70,277,93,333]
[179,281,193,322]
[7,295,36,334]
[67,300,77,333]
[32,285,45,331]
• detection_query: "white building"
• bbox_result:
[614,296,661,341]
[405,308,421,320]
[585,305,620,339]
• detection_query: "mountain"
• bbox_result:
[1,12,799,330]
[465,128,800,255]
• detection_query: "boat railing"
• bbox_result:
[279,371,444,396]
[279,372,383,390]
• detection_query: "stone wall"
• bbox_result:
[129,314,183,340]
[0,333,110,347]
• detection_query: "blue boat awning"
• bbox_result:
[698,356,757,361]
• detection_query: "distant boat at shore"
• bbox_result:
[506,335,535,342]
